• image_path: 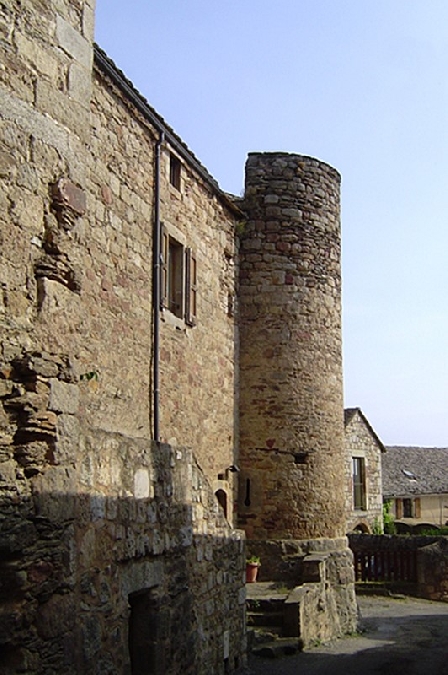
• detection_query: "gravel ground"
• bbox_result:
[248,595,448,675]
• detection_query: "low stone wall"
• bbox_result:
[417,537,448,602]
[348,533,440,553]
[247,538,357,644]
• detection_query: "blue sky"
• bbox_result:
[95,1,448,447]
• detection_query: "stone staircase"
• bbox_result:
[246,582,303,658]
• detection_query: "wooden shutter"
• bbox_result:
[185,247,197,326]
[160,223,168,310]
[396,498,403,519]
[414,497,421,518]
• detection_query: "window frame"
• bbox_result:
[185,247,197,326]
[403,498,413,518]
[352,456,367,511]
[160,223,197,326]
[169,153,181,191]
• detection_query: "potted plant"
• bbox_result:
[245,555,261,583]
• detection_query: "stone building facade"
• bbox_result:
[345,408,385,533]
[383,445,448,528]
[0,1,356,672]
[0,2,244,673]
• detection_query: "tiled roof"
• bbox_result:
[382,446,448,497]
[344,407,386,453]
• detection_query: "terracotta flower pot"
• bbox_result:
[246,562,260,583]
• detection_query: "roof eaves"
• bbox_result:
[93,45,245,219]
[344,407,386,453]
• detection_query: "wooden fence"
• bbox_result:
[353,548,418,583]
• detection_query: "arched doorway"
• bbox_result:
[215,489,227,519]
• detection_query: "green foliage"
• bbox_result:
[246,555,261,565]
[372,517,383,535]
[383,500,396,534]
[80,370,98,381]
[235,219,247,236]
[419,526,448,536]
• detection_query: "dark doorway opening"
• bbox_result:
[128,590,165,675]
[215,488,228,518]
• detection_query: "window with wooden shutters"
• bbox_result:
[168,238,184,317]
[403,498,413,518]
[160,226,196,325]
[185,247,197,326]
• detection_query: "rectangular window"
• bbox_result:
[169,153,181,190]
[353,457,366,510]
[160,224,197,324]
[403,498,413,518]
[168,237,184,317]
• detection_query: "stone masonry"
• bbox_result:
[1,0,358,671]
[0,1,245,673]
[238,153,345,541]
[345,408,385,534]
[237,152,357,639]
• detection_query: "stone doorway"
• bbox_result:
[128,589,165,675]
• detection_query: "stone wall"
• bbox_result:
[91,59,239,495]
[0,2,246,673]
[1,0,240,522]
[1,435,246,674]
[248,538,357,644]
[417,537,448,602]
[238,153,346,541]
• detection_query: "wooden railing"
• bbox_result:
[353,549,417,583]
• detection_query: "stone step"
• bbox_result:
[247,610,283,628]
[247,626,283,650]
[246,597,286,612]
[251,638,303,659]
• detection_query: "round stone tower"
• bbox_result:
[238,152,346,541]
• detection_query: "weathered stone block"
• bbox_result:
[35,78,89,142]
[133,468,150,499]
[49,379,79,414]
[55,413,80,463]
[56,15,92,68]
[37,594,75,639]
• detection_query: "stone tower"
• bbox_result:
[238,152,357,640]
[238,152,346,540]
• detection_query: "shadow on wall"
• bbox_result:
[0,442,246,675]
